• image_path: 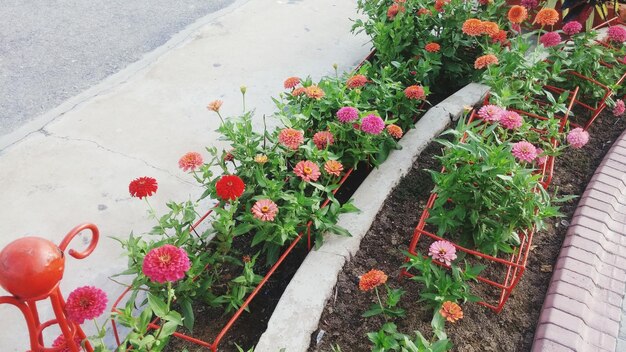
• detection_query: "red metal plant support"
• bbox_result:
[0,223,100,352]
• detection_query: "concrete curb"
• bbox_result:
[255,83,489,352]
[531,129,626,352]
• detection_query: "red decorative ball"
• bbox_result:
[0,237,65,299]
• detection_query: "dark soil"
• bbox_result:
[309,109,626,352]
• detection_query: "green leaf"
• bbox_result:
[180,299,195,331]
[147,293,168,318]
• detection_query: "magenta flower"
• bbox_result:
[142,244,191,283]
[613,99,625,117]
[539,32,562,47]
[567,127,590,149]
[499,110,524,130]
[360,114,385,135]
[520,0,538,8]
[52,335,84,351]
[535,148,548,166]
[293,160,321,182]
[562,21,582,35]
[336,107,359,123]
[428,240,457,266]
[65,286,108,324]
[511,141,538,162]
[478,105,504,122]
[251,199,279,222]
[608,26,626,43]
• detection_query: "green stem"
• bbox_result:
[374,286,388,322]
[145,198,167,236]
[216,111,225,124]
[153,282,173,343]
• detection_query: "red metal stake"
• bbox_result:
[0,223,99,352]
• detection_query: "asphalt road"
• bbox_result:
[0,0,235,137]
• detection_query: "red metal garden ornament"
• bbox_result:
[0,223,99,352]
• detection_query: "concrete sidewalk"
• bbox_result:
[0,0,369,349]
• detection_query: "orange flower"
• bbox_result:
[386,124,403,139]
[358,269,388,291]
[284,77,301,89]
[417,8,432,16]
[305,85,325,100]
[346,74,368,89]
[491,29,508,45]
[425,42,441,53]
[480,21,500,36]
[474,54,499,69]
[534,8,559,26]
[434,0,449,12]
[292,87,306,96]
[387,3,405,19]
[507,5,528,24]
[462,19,483,36]
[440,301,463,323]
[207,100,223,112]
[324,160,344,177]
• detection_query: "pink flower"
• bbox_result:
[294,160,321,182]
[360,114,385,135]
[428,240,457,266]
[251,199,278,222]
[613,99,625,117]
[278,128,304,150]
[520,0,538,8]
[608,26,626,43]
[567,127,590,148]
[142,244,191,283]
[313,131,334,149]
[337,107,359,123]
[511,23,522,32]
[178,152,203,172]
[499,110,524,130]
[535,148,548,166]
[511,141,538,162]
[478,105,504,122]
[562,21,582,35]
[324,160,344,176]
[65,286,108,324]
[539,31,562,47]
[52,335,84,351]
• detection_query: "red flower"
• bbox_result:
[425,42,441,53]
[215,175,245,200]
[65,286,108,324]
[129,177,158,199]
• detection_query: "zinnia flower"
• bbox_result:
[284,77,301,89]
[65,286,108,324]
[440,301,463,323]
[499,110,524,129]
[52,335,84,351]
[178,152,203,172]
[251,199,278,222]
[539,31,562,47]
[417,8,431,16]
[474,54,499,69]
[608,26,626,43]
[434,0,449,12]
[613,99,625,116]
[292,87,306,96]
[512,141,538,162]
[387,3,405,19]
[324,160,344,177]
[478,0,492,5]
[305,85,325,99]
[360,114,385,135]
[207,100,223,112]
[508,5,528,24]
[478,105,503,122]
[254,154,269,164]
[313,131,335,149]
[386,124,403,139]
[294,160,321,182]
[534,8,559,26]
[567,127,590,148]
[462,19,483,36]
[346,75,368,89]
[521,0,538,8]
[337,107,359,123]
[223,150,235,162]
[491,30,508,45]
[535,148,548,166]
[481,21,500,36]
[129,177,158,199]
[358,269,388,291]
[215,174,245,200]
[562,21,582,35]
[142,244,191,284]
[278,128,304,150]
[425,42,441,53]
[428,240,457,266]
[404,85,426,100]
